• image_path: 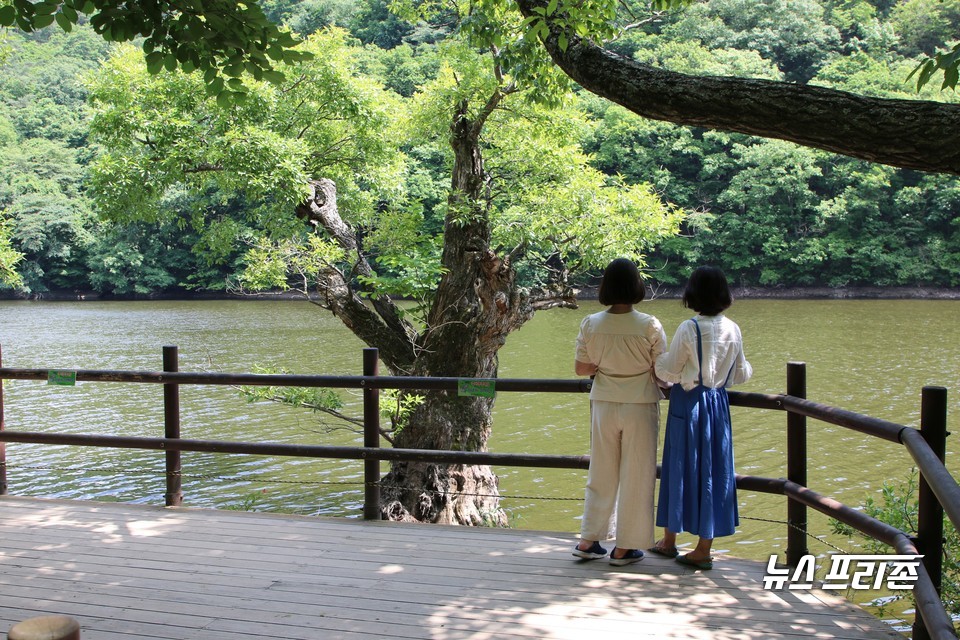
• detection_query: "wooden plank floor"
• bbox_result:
[0,496,904,640]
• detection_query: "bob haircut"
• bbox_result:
[598,258,646,306]
[682,266,732,316]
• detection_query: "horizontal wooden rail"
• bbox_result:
[0,431,592,469]
[779,394,906,443]
[0,368,591,393]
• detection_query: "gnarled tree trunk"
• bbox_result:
[299,93,574,526]
[379,100,534,525]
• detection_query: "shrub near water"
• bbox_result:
[831,470,960,629]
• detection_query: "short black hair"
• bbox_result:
[682,266,732,316]
[598,258,646,305]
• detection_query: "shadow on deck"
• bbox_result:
[0,496,903,640]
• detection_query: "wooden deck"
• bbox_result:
[0,496,904,640]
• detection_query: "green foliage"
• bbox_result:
[380,388,425,434]
[580,14,960,289]
[891,0,960,57]
[350,0,415,48]
[831,470,960,621]
[2,0,959,299]
[0,0,315,103]
[395,0,574,107]
[86,29,407,232]
[239,235,346,292]
[0,210,24,288]
[661,0,842,82]
[355,42,441,97]
[0,135,91,292]
[262,0,362,37]
[238,365,345,413]
[356,224,445,324]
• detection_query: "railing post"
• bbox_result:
[363,348,381,520]
[786,361,808,567]
[913,386,947,640]
[163,346,182,507]
[0,344,6,496]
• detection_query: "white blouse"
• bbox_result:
[575,309,667,403]
[655,314,753,391]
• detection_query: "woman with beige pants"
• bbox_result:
[573,258,667,566]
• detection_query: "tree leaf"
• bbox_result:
[203,75,225,96]
[145,51,164,75]
[33,14,56,29]
[942,65,958,91]
[55,11,72,31]
[34,1,58,16]
[61,4,78,22]
[262,69,285,85]
[0,6,17,26]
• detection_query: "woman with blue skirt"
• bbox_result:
[650,266,752,570]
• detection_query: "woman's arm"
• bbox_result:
[727,327,753,386]
[655,321,693,384]
[575,360,599,376]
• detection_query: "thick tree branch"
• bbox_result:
[515,0,960,175]
[529,287,579,310]
[295,179,417,373]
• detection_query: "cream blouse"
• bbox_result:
[655,314,753,391]
[575,309,667,403]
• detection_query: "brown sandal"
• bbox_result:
[647,543,679,558]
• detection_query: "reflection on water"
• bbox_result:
[1,299,957,552]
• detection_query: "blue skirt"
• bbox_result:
[656,383,739,539]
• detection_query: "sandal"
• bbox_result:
[675,554,713,570]
[647,543,679,558]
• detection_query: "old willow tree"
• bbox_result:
[87,28,682,525]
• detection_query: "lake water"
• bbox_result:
[0,298,957,627]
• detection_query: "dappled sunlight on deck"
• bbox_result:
[0,496,903,639]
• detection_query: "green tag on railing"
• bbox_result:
[458,379,496,398]
[47,370,77,386]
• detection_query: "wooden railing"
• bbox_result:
[0,345,955,639]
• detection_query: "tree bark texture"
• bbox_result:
[378,102,534,526]
[515,0,960,175]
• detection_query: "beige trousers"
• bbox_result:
[580,400,660,549]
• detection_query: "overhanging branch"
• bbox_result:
[515,0,960,175]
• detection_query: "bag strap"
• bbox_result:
[692,317,739,388]
[691,318,704,386]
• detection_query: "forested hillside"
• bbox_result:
[1,0,958,297]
